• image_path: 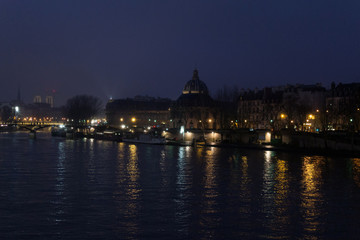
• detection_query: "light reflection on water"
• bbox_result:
[301,156,326,239]
[0,132,359,239]
[261,151,290,239]
[174,146,192,237]
[114,143,141,238]
[273,158,290,237]
[53,141,66,224]
[352,158,360,188]
[239,155,250,200]
[199,147,219,240]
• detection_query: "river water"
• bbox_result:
[0,132,359,239]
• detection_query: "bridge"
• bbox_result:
[3,121,66,139]
[15,121,64,126]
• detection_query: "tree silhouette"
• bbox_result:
[64,95,102,125]
[214,85,239,129]
[0,105,12,123]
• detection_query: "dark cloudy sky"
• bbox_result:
[1,0,360,106]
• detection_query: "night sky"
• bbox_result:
[1,0,360,106]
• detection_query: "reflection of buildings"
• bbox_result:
[301,156,325,235]
[352,158,360,188]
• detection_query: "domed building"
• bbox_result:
[182,69,209,95]
[171,69,219,130]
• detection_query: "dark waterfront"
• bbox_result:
[0,132,359,239]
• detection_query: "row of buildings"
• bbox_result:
[238,82,360,132]
[106,69,220,131]
[106,69,360,133]
[2,69,359,134]
[0,93,62,124]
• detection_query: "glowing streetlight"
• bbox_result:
[180,126,185,140]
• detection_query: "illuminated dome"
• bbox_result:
[176,69,213,108]
[182,69,209,95]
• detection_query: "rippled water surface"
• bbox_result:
[0,132,359,239]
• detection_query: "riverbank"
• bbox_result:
[6,126,360,157]
[193,141,360,157]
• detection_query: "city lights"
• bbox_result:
[180,126,185,134]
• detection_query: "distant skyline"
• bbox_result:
[1,0,360,106]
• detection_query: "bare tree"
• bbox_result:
[214,84,239,129]
[0,106,12,123]
[64,95,102,125]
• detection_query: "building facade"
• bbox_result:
[326,82,360,131]
[171,69,219,130]
[106,96,173,129]
[238,84,326,131]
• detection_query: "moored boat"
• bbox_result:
[94,130,122,141]
[123,133,166,145]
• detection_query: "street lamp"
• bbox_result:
[180,126,185,140]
